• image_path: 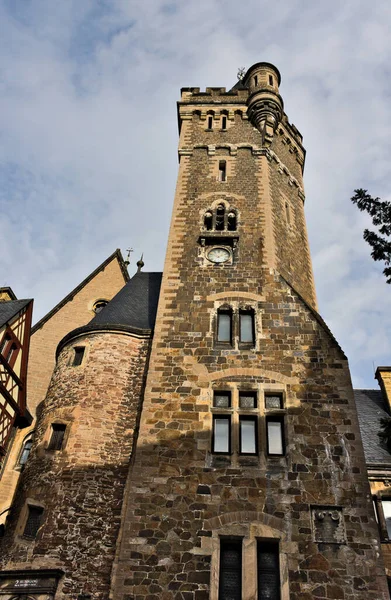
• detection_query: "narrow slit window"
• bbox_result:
[219,539,242,600]
[239,392,257,409]
[214,391,231,408]
[48,423,66,451]
[254,75,258,86]
[213,416,230,453]
[285,201,290,225]
[239,310,255,344]
[221,116,227,130]
[218,161,227,182]
[266,418,284,456]
[23,505,44,538]
[217,310,232,343]
[227,211,237,231]
[72,346,85,366]
[208,115,213,129]
[239,417,257,454]
[257,541,280,600]
[268,75,273,86]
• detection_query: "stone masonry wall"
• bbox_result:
[177,93,316,309]
[111,272,389,600]
[0,256,127,529]
[0,329,151,600]
[110,90,388,599]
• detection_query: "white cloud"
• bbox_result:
[0,0,390,387]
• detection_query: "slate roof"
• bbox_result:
[229,79,248,92]
[57,271,162,355]
[90,271,162,331]
[0,299,32,329]
[354,389,391,465]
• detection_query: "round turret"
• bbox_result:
[244,62,284,145]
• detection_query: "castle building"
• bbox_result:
[0,63,390,600]
[0,289,33,462]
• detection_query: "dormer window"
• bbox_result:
[93,299,108,314]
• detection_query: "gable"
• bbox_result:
[27,249,129,417]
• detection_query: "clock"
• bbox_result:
[207,247,231,264]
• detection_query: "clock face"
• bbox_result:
[207,247,231,264]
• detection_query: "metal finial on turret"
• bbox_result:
[137,254,144,273]
[124,247,133,267]
[237,67,246,81]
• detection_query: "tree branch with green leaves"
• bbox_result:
[351,188,391,283]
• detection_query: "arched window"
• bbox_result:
[202,205,237,232]
[18,435,33,467]
[239,308,255,345]
[227,211,237,231]
[204,211,213,231]
[217,308,232,344]
[215,204,225,231]
[207,111,214,130]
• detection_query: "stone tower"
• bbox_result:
[0,63,389,600]
[109,63,388,599]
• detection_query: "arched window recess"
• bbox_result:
[16,432,34,470]
[203,204,237,232]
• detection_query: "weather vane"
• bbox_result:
[124,247,133,267]
[237,67,246,81]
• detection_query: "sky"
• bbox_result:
[0,0,390,389]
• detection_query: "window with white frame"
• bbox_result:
[211,389,286,459]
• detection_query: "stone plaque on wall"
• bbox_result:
[311,506,346,544]
[0,569,63,598]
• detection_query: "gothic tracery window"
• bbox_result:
[203,204,237,232]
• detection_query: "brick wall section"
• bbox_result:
[0,329,151,600]
[110,89,388,599]
[0,257,126,523]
